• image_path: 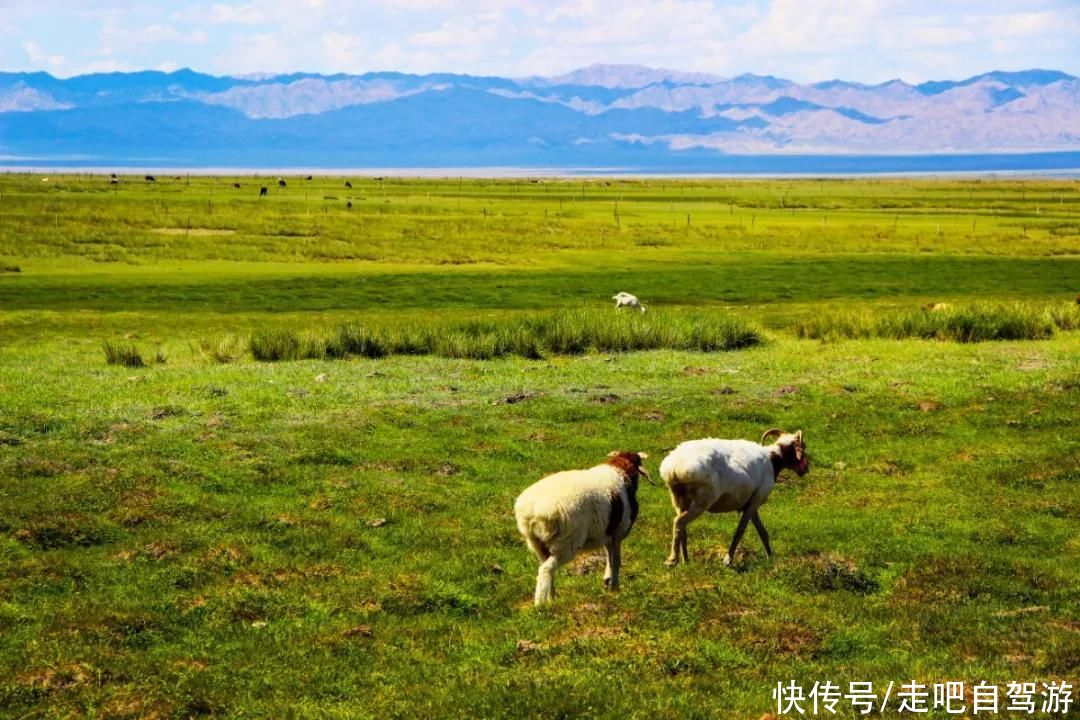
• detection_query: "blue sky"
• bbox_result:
[2,0,1078,82]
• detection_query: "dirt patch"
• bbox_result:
[343,625,373,639]
[151,228,235,236]
[567,554,607,576]
[773,385,799,397]
[493,391,539,405]
[806,553,879,594]
[18,663,96,691]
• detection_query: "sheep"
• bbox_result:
[278,178,287,188]
[145,175,156,183]
[613,292,647,313]
[660,428,809,568]
[344,181,353,189]
[515,451,650,605]
[259,186,268,198]
[305,175,313,181]
[346,201,353,210]
[233,182,241,189]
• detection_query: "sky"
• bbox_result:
[2,0,1078,83]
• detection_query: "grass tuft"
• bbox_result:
[243,310,762,362]
[102,340,145,367]
[195,334,245,364]
[792,302,1063,342]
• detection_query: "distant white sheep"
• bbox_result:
[660,428,809,568]
[613,292,647,313]
[515,451,650,604]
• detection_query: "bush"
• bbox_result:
[102,340,145,367]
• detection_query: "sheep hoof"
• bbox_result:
[665,557,679,567]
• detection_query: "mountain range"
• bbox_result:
[1,64,1078,171]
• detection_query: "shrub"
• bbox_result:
[102,340,144,367]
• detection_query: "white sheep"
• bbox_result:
[612,292,647,313]
[660,428,809,568]
[514,451,650,605]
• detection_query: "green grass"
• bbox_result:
[101,340,145,368]
[0,175,1078,719]
[246,310,762,361]
[791,301,1078,342]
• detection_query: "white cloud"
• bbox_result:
[172,3,267,25]
[5,0,1079,82]
[22,41,66,71]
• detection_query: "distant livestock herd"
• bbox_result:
[102,174,376,208]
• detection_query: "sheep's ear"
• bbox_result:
[795,430,803,442]
[638,452,649,460]
[608,451,620,458]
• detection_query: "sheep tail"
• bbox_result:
[517,514,560,560]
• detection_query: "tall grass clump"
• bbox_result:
[195,334,245,364]
[245,309,762,362]
[531,309,762,354]
[327,325,388,359]
[793,303,1059,342]
[1047,302,1080,331]
[102,340,144,368]
[249,329,325,361]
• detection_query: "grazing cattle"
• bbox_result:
[259,186,269,197]
[145,175,156,183]
[344,181,353,189]
[278,179,287,188]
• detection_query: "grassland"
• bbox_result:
[0,174,1078,719]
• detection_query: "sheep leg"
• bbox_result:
[534,555,562,605]
[667,499,708,566]
[750,510,773,559]
[604,540,622,591]
[724,510,753,567]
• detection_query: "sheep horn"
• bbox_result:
[760,428,786,444]
[638,465,660,487]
